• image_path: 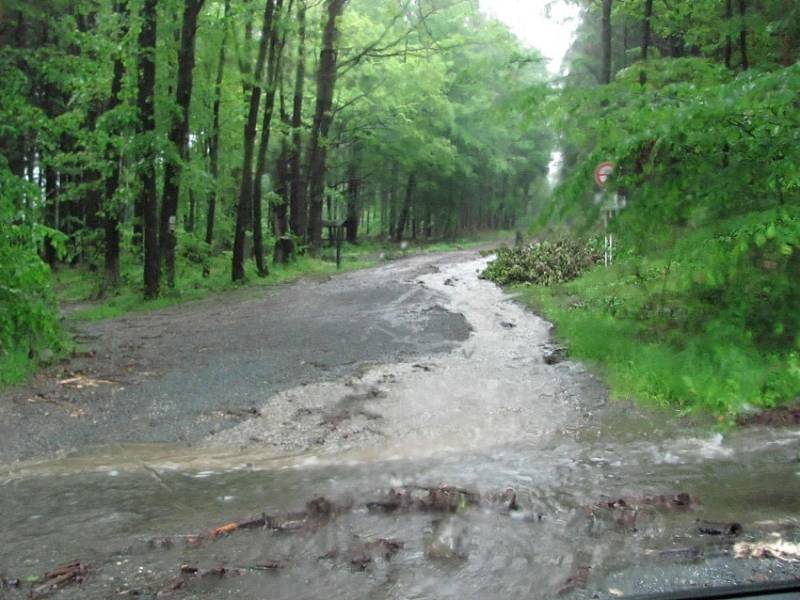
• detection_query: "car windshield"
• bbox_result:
[1,0,799,598]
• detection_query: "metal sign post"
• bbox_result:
[601,195,626,266]
[593,162,624,266]
[322,219,346,269]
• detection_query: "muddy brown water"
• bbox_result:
[2,257,799,599]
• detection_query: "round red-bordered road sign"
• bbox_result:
[594,161,615,187]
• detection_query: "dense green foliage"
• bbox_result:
[482,239,601,286]
[0,195,66,384]
[520,271,800,417]
[525,0,800,414]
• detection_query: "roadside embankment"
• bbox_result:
[489,236,800,421]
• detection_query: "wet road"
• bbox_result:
[0,252,474,463]
[1,251,800,599]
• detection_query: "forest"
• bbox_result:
[1,0,799,416]
[4,3,800,596]
[0,0,550,382]
[519,0,800,415]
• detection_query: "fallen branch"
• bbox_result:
[32,561,89,598]
[735,536,800,562]
[596,493,697,511]
[58,374,114,388]
[366,486,480,514]
[158,562,283,596]
[208,513,274,539]
[697,520,743,536]
[320,538,403,570]
[208,497,338,539]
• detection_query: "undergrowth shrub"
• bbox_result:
[178,232,213,272]
[482,238,602,286]
[0,222,66,384]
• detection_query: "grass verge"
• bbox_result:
[513,258,800,420]
[55,252,374,322]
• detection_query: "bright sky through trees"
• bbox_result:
[479,0,582,73]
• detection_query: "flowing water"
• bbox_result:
[2,257,799,599]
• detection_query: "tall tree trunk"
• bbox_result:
[274,140,291,240]
[600,0,613,84]
[232,0,276,282]
[236,0,255,95]
[724,0,733,68]
[5,11,27,182]
[43,166,59,268]
[25,139,35,212]
[273,88,292,263]
[640,0,653,85]
[670,34,685,57]
[137,0,160,299]
[739,0,749,70]
[380,186,388,237]
[40,23,64,266]
[161,0,205,288]
[622,17,629,68]
[345,160,359,243]
[205,0,230,246]
[306,0,347,254]
[133,197,143,247]
[76,11,103,256]
[102,0,129,290]
[288,0,307,239]
[394,173,415,243]
[186,189,196,231]
[388,164,398,239]
[424,203,432,239]
[252,0,290,276]
[781,0,795,66]
[411,200,417,240]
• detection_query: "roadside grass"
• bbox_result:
[514,257,800,419]
[55,252,373,322]
[55,231,512,322]
[0,349,36,387]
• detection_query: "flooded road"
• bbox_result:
[2,253,800,598]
